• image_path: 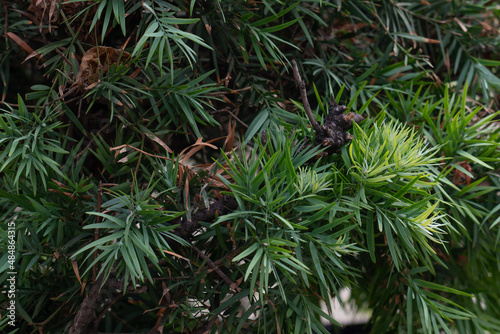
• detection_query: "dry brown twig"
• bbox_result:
[291,60,365,154]
[291,60,322,134]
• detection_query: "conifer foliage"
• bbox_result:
[1,1,499,333]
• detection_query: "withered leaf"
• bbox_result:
[73,46,131,91]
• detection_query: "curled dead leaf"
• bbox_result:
[73,46,131,92]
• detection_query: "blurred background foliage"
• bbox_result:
[0,0,499,333]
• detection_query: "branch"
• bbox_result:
[69,275,104,334]
[69,277,147,334]
[191,317,217,334]
[291,60,365,155]
[176,195,237,240]
[191,244,240,292]
[148,308,170,334]
[92,181,103,283]
[291,60,322,134]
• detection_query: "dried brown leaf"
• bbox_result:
[71,259,83,286]
[454,18,468,33]
[73,46,131,91]
[179,137,220,164]
[6,33,41,61]
[224,120,236,152]
[147,133,173,153]
[162,250,190,262]
[27,0,59,32]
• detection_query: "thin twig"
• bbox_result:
[55,47,73,66]
[191,244,240,291]
[291,60,322,134]
[109,144,169,160]
[92,181,102,283]
[1,101,38,109]
[59,9,86,54]
[207,86,252,96]
[74,123,110,164]
[212,107,248,128]
[227,108,248,128]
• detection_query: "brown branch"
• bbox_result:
[92,181,103,283]
[74,122,110,163]
[191,244,240,292]
[207,86,252,96]
[93,292,122,328]
[176,195,237,240]
[69,275,104,334]
[211,107,249,128]
[94,280,147,328]
[291,60,322,134]
[148,308,170,334]
[1,101,38,109]
[290,60,366,155]
[191,317,217,334]
[227,108,248,128]
[69,276,148,334]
